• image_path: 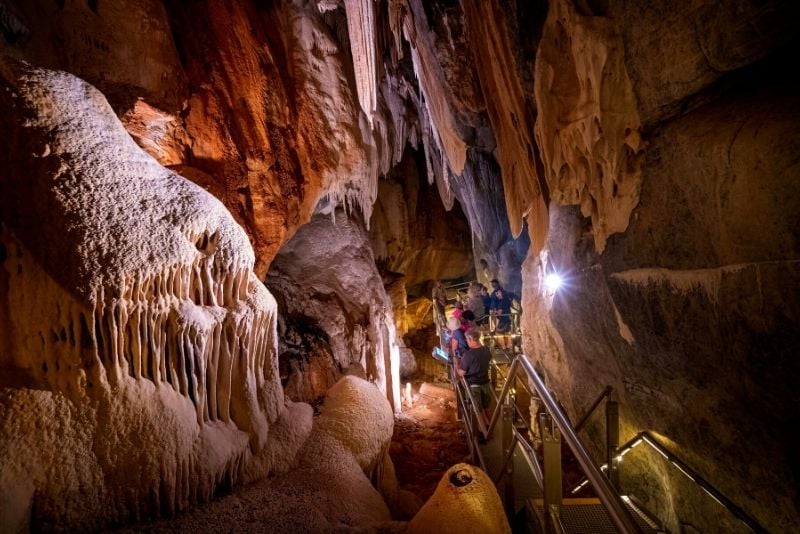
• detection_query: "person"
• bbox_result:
[431,280,447,324]
[447,316,468,366]
[489,279,512,348]
[460,310,475,331]
[466,282,485,319]
[452,300,465,320]
[480,284,491,313]
[458,327,494,422]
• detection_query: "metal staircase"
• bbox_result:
[431,282,766,534]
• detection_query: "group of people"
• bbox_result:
[440,317,493,422]
[433,279,515,332]
[432,273,519,422]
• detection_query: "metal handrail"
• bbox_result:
[569,397,767,534]
[575,385,614,432]
[443,280,474,290]
[515,356,642,534]
[435,305,764,534]
[580,432,766,533]
[457,374,489,437]
[471,356,641,533]
[434,315,640,532]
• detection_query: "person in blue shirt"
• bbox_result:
[489,279,512,333]
[447,316,469,366]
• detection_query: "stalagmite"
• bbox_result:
[0,59,307,530]
[408,463,510,534]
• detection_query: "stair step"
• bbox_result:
[527,496,663,533]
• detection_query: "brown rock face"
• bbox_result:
[369,148,473,288]
[519,11,800,533]
[165,0,405,276]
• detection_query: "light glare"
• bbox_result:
[544,273,563,292]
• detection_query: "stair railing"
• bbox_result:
[433,303,639,532]
[432,292,765,534]
[569,429,767,534]
[481,355,643,533]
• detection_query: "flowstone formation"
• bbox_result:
[0,60,308,530]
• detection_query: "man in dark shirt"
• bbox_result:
[458,327,494,422]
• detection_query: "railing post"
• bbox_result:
[501,397,515,515]
[606,399,620,490]
[541,413,562,533]
[453,366,463,422]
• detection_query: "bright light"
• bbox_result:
[544,273,563,292]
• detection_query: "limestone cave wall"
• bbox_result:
[514,1,800,532]
[266,210,401,411]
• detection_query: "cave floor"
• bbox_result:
[391,379,471,502]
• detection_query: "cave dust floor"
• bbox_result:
[390,380,471,502]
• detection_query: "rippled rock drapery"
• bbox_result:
[0,60,309,530]
[533,0,644,253]
[517,2,800,531]
[267,210,401,411]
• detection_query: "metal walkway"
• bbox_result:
[431,282,765,533]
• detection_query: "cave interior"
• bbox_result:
[0,0,798,532]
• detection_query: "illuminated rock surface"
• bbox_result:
[407,463,510,534]
[267,210,401,411]
[1,0,798,532]
[117,376,409,532]
[0,59,307,530]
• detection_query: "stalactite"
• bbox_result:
[401,0,466,176]
[343,0,379,125]
[534,0,644,252]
